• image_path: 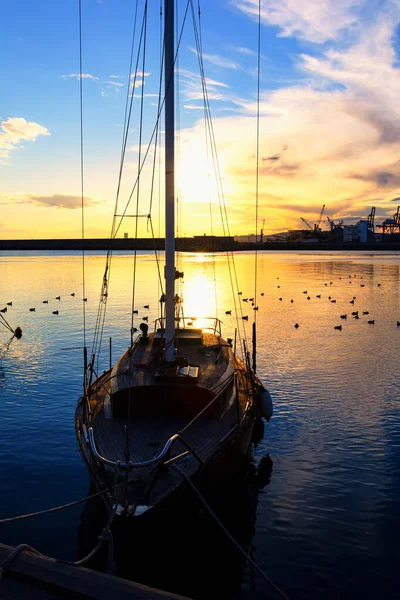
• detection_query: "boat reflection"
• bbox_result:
[78,452,273,600]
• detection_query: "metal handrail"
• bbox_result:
[88,373,236,469]
[154,316,222,336]
[88,427,181,469]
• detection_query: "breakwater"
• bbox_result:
[0,236,233,252]
[1,237,400,252]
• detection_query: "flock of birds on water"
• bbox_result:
[227,273,400,331]
[0,293,87,318]
[0,295,154,337]
[2,273,400,335]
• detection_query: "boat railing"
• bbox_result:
[88,427,204,470]
[154,316,222,336]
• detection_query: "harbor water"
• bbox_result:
[0,250,399,599]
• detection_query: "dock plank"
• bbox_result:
[0,543,191,600]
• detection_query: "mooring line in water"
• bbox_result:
[0,313,17,336]
[0,487,110,525]
[59,464,120,572]
[171,464,291,600]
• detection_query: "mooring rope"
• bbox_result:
[0,544,43,582]
[171,464,291,600]
[0,487,110,525]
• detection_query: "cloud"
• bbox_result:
[130,72,150,78]
[132,80,144,88]
[174,5,400,234]
[0,193,104,209]
[61,73,98,80]
[235,46,255,56]
[106,81,124,87]
[264,154,280,162]
[0,117,50,164]
[28,194,104,209]
[184,104,204,110]
[189,47,239,69]
[234,0,365,43]
[179,69,230,103]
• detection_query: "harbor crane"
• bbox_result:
[300,204,325,233]
[259,218,265,243]
[367,207,376,232]
[377,206,400,238]
[326,216,344,230]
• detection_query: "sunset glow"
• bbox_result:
[2,1,400,239]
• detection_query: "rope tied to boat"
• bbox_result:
[0,544,42,583]
[66,463,120,570]
[0,487,111,525]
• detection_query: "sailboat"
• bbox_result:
[75,0,272,519]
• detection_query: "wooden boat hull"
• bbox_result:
[75,330,262,519]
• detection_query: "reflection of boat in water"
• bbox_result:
[75,0,272,521]
[78,454,273,600]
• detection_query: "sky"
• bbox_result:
[2,0,400,239]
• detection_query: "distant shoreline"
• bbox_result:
[1,237,400,252]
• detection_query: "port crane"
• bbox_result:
[259,219,265,243]
[300,204,325,233]
[326,216,344,230]
[367,206,376,232]
[377,206,400,238]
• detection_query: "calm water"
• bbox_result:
[0,250,399,599]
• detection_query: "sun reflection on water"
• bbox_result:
[180,272,217,330]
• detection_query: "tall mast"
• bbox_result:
[164,0,175,362]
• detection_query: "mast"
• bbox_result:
[164,0,175,362]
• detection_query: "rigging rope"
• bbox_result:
[92,0,139,361]
[78,0,86,352]
[189,0,247,360]
[92,3,147,364]
[254,0,261,317]
[252,0,262,373]
[131,0,148,344]
[92,1,191,362]
[197,0,219,321]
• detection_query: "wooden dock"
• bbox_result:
[0,543,191,600]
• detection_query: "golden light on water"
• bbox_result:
[180,271,216,329]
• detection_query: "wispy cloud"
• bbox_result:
[189,47,239,69]
[61,73,98,80]
[179,68,230,103]
[184,104,204,110]
[106,80,124,87]
[0,117,50,164]
[235,46,255,55]
[130,72,150,78]
[0,193,104,209]
[234,0,365,43]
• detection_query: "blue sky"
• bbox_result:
[2,0,400,238]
